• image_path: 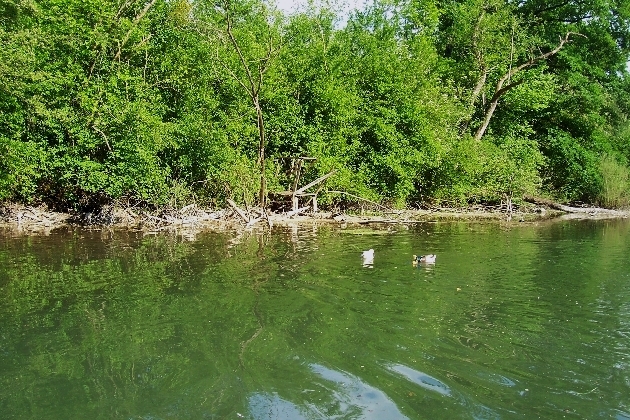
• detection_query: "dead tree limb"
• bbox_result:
[227,199,250,223]
[286,206,310,217]
[295,171,336,194]
[523,195,625,215]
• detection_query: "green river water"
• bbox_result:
[0,219,629,419]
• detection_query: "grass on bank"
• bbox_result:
[598,154,630,209]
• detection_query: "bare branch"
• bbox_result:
[216,49,252,95]
[92,125,112,153]
[115,0,134,21]
[222,1,257,96]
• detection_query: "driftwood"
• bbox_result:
[137,206,227,233]
[227,199,250,223]
[4,192,627,236]
[179,203,197,214]
[524,195,625,216]
[0,205,71,233]
[291,170,336,212]
[295,171,336,194]
[227,199,275,228]
[286,206,310,217]
[271,157,335,213]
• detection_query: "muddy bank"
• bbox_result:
[2,200,627,236]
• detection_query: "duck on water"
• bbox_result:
[362,249,375,266]
[413,254,436,265]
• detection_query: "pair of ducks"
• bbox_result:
[361,249,436,265]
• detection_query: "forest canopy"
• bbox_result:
[1,0,629,211]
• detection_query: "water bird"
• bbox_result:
[362,249,374,259]
[362,249,374,266]
[413,254,436,265]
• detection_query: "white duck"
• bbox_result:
[362,249,374,265]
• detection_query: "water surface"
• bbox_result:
[1,220,629,419]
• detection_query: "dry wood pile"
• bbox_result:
[115,204,230,231]
[0,201,327,233]
[1,195,627,235]
[523,195,628,217]
[0,204,71,233]
[0,203,232,232]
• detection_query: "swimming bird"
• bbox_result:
[413,254,436,265]
[362,249,374,266]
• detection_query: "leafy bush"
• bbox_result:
[0,138,44,202]
[429,136,542,205]
[1,0,629,212]
[539,130,602,202]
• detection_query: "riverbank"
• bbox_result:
[1,200,627,236]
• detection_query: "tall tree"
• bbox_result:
[436,0,576,140]
[516,0,630,200]
[194,0,283,207]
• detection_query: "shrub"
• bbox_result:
[429,136,542,205]
[539,130,602,202]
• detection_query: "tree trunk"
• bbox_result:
[473,95,500,141]
[220,1,277,208]
[460,68,488,134]
[473,32,580,141]
[254,96,266,207]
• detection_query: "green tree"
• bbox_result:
[193,0,284,207]
[0,0,181,208]
[517,0,630,202]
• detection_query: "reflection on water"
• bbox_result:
[0,219,630,419]
[477,372,517,388]
[310,363,408,419]
[616,410,630,420]
[249,393,307,420]
[386,364,451,397]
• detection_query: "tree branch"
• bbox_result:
[222,1,257,96]
[215,49,252,96]
[473,32,584,141]
[114,0,158,61]
[115,0,134,21]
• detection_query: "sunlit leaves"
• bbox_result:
[1,0,629,208]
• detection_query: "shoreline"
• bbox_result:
[1,202,627,236]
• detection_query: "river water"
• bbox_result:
[0,219,629,419]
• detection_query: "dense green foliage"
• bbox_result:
[1,0,629,209]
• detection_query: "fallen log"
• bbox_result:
[523,195,625,216]
[325,190,391,211]
[227,199,250,223]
